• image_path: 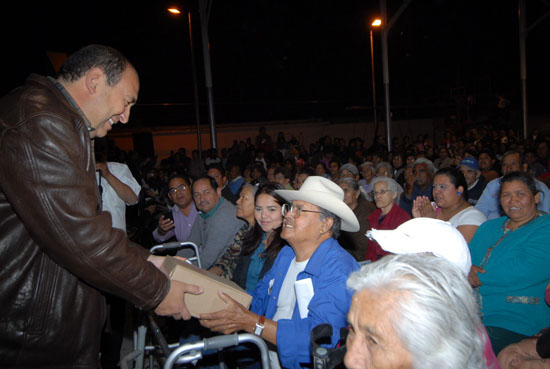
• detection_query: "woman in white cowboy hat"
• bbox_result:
[199,176,360,369]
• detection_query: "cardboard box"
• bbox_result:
[162,256,252,318]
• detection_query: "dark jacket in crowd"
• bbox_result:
[0,74,169,368]
[338,196,376,261]
[466,175,488,205]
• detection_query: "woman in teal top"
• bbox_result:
[232,182,287,293]
[469,171,550,354]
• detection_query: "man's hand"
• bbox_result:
[155,280,203,320]
[157,215,175,235]
[95,162,110,177]
[468,265,485,288]
[199,292,256,334]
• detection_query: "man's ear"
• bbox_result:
[522,163,529,172]
[321,216,334,234]
[216,186,222,197]
[85,67,105,95]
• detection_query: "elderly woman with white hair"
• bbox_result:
[365,176,410,262]
[359,161,376,201]
[346,218,500,369]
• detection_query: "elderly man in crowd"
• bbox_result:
[178,176,244,269]
[345,217,500,369]
[475,150,550,219]
[399,158,435,215]
[200,176,360,369]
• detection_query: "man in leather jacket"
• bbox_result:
[0,45,202,368]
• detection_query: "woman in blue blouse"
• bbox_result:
[469,171,550,355]
[232,182,287,292]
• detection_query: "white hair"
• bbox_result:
[360,161,375,170]
[413,158,436,175]
[370,176,399,195]
[347,254,487,369]
[376,161,393,173]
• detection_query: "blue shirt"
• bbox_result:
[245,237,267,293]
[475,177,550,219]
[250,238,359,369]
[228,176,245,195]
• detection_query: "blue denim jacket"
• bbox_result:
[250,238,359,369]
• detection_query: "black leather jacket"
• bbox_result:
[0,74,169,368]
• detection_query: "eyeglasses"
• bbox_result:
[372,189,390,197]
[282,203,322,218]
[169,184,187,194]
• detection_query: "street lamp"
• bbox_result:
[369,18,382,129]
[168,6,203,158]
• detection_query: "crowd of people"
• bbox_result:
[107,120,550,368]
[1,44,549,369]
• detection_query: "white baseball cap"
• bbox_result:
[366,218,472,275]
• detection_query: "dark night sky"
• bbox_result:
[2,0,548,125]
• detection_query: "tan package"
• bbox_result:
[162,256,252,317]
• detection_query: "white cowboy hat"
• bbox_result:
[275,176,360,232]
[366,218,472,275]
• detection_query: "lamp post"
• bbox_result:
[369,18,382,127]
[168,7,202,158]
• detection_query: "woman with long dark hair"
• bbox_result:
[233,182,288,292]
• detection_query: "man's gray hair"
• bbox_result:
[318,208,341,239]
[376,161,393,173]
[338,177,359,192]
[370,176,399,195]
[360,161,375,170]
[413,158,436,175]
[347,254,487,369]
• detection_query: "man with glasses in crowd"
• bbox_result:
[199,176,360,369]
[153,174,198,243]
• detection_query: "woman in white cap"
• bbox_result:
[358,218,500,369]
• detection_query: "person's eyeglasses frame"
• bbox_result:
[169,184,187,194]
[282,203,322,218]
